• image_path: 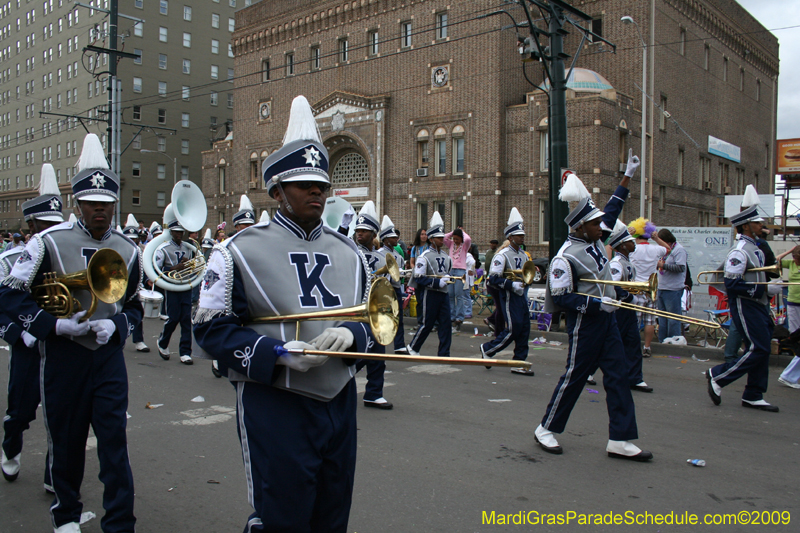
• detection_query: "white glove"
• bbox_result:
[438,276,450,289]
[767,282,783,296]
[340,205,356,229]
[630,294,647,307]
[309,327,354,352]
[512,281,525,296]
[600,296,618,313]
[55,311,90,337]
[624,148,641,177]
[277,341,329,372]
[89,319,117,345]
[21,331,37,348]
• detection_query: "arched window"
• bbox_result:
[331,152,369,186]
[452,125,465,175]
[218,158,227,194]
[417,129,429,170]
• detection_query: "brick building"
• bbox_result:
[203,0,779,255]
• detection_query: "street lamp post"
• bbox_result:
[621,15,647,218]
[141,149,177,185]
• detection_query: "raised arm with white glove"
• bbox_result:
[277,341,329,372]
[600,296,618,313]
[55,310,91,337]
[340,205,356,229]
[624,148,640,177]
[310,327,355,352]
[89,319,117,345]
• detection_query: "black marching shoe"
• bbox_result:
[741,399,779,412]
[211,360,222,378]
[511,367,535,376]
[631,382,653,393]
[706,370,721,406]
[586,375,597,385]
[364,398,393,410]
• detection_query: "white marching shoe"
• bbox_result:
[534,424,562,455]
[1,450,20,481]
[405,344,420,356]
[54,522,81,533]
[607,440,653,462]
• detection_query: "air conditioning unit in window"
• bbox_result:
[416,167,428,177]
[724,186,732,194]
[703,181,713,191]
[249,181,257,189]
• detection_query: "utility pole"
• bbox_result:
[518,0,615,258]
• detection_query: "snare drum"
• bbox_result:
[139,289,164,319]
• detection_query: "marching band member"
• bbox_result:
[0,133,143,532]
[536,152,652,462]
[154,206,196,365]
[352,202,392,410]
[707,185,779,412]
[200,229,223,379]
[480,208,534,375]
[193,95,373,532]
[123,214,149,353]
[379,215,408,355]
[407,211,453,358]
[607,220,653,393]
[1,164,63,491]
[232,194,256,233]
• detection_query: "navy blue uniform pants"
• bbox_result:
[357,340,386,402]
[40,342,135,532]
[159,290,192,356]
[709,298,772,402]
[235,379,356,533]
[2,342,50,487]
[616,308,644,386]
[540,311,638,441]
[130,320,144,344]
[392,287,405,351]
[409,289,451,357]
[481,290,530,360]
[485,285,506,335]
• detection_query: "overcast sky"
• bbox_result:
[737,0,800,140]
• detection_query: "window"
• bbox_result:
[132,161,141,177]
[181,139,189,155]
[182,59,190,74]
[436,13,448,40]
[156,191,166,207]
[157,164,166,180]
[181,166,189,180]
[451,200,463,228]
[132,189,140,206]
[157,136,166,152]
[227,93,233,108]
[210,65,218,79]
[158,53,167,69]
[132,76,142,92]
[181,112,189,127]
[218,166,226,194]
[133,48,142,64]
[740,68,744,91]
[183,6,192,21]
[285,53,294,75]
[158,81,166,96]
[704,44,710,70]
[698,156,710,190]
[311,46,320,69]
[228,18,234,32]
[453,137,464,174]
[723,57,728,81]
[159,26,167,42]
[539,199,550,243]
[158,108,166,124]
[401,21,412,48]
[134,21,143,37]
[679,28,686,55]
[339,38,348,63]
[227,68,234,82]
[211,39,219,54]
[436,139,446,175]
[659,95,667,131]
[182,86,190,100]
[756,79,761,102]
[588,16,603,42]
[159,0,168,15]
[183,32,191,47]
[417,202,428,231]
[211,13,219,28]
[210,91,218,105]
[417,131,429,168]
[677,149,684,186]
[539,130,549,171]
[133,105,141,120]
[262,59,270,80]
[229,44,234,58]
[229,0,236,6]
[132,134,141,149]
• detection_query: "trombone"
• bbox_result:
[579,273,658,302]
[572,292,721,329]
[426,274,466,284]
[503,261,539,285]
[697,264,800,285]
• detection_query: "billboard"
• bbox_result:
[777,138,800,174]
[661,226,734,286]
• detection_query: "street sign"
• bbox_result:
[560,168,575,186]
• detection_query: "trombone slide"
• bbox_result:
[275,346,532,369]
[572,292,720,329]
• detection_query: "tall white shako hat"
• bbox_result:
[263,95,329,197]
[427,211,445,238]
[504,207,525,237]
[70,133,119,202]
[259,210,270,223]
[560,172,603,230]
[22,163,64,223]
[122,213,139,239]
[355,201,380,234]
[163,203,183,231]
[379,215,398,241]
[608,219,636,249]
[730,184,764,226]
[232,194,255,226]
[150,220,163,236]
[201,228,214,249]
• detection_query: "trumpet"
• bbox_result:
[373,253,400,283]
[426,274,466,284]
[696,264,800,285]
[503,261,539,285]
[250,277,399,345]
[580,273,658,302]
[31,248,129,320]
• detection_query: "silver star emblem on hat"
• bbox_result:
[245,212,252,218]
[358,216,365,224]
[49,198,60,210]
[90,172,106,189]
[303,147,321,168]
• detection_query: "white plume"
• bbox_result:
[239,194,254,212]
[69,213,77,223]
[507,207,523,225]
[125,213,138,228]
[76,134,109,171]
[203,228,212,240]
[741,184,760,208]
[429,211,444,228]
[149,220,161,233]
[282,95,321,145]
[116,225,122,232]
[357,201,377,220]
[380,215,395,232]
[39,164,60,195]
[558,172,591,203]
[259,210,270,223]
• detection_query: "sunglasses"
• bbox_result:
[293,181,331,193]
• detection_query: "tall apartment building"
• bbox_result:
[0,0,240,232]
[204,0,778,254]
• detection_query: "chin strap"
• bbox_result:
[276,182,295,215]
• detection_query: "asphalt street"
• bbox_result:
[1,317,798,532]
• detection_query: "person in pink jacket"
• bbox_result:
[444,227,471,331]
